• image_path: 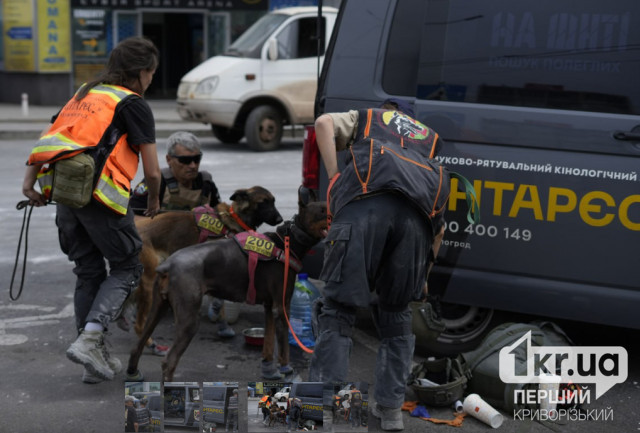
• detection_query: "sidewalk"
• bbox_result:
[0,99,210,140]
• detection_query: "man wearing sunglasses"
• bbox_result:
[130,131,220,213]
[127,131,223,353]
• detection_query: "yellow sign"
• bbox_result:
[3,0,35,71]
[38,0,71,72]
[244,235,275,257]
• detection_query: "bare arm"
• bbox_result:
[22,164,47,207]
[315,114,339,179]
[139,143,161,218]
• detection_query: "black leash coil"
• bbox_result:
[9,200,34,301]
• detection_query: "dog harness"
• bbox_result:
[234,231,302,304]
[193,205,235,243]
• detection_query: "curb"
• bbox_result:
[0,125,212,141]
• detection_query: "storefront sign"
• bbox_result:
[72,9,107,58]
[70,0,267,10]
[3,0,35,71]
[38,0,71,72]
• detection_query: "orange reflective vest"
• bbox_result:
[28,84,142,215]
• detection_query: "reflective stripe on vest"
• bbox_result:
[94,172,130,215]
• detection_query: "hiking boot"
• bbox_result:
[66,330,114,381]
[82,367,103,384]
[148,342,169,356]
[371,404,403,431]
[82,350,123,383]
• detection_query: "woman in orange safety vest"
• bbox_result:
[21,36,162,385]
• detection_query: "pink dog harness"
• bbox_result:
[193,205,234,243]
[234,231,302,304]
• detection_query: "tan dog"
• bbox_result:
[129,187,283,353]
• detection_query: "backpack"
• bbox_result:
[350,391,362,408]
[408,354,471,407]
[461,321,574,412]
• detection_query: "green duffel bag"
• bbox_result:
[461,321,573,412]
[51,152,95,208]
[408,354,471,407]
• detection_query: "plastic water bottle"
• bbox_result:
[288,273,315,347]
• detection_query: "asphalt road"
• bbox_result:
[1,136,638,433]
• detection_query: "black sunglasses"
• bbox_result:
[172,154,202,165]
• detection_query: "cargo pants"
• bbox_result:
[308,193,431,409]
[56,201,143,332]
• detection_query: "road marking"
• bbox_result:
[0,302,73,345]
[0,304,56,312]
[0,254,67,264]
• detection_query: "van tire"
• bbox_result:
[211,125,243,144]
[245,106,283,151]
[414,303,495,357]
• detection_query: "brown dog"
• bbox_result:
[129,186,283,353]
[126,198,327,381]
[268,405,286,427]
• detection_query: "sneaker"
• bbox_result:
[148,342,169,356]
[371,404,403,431]
[66,330,114,381]
[279,365,294,375]
[217,324,236,338]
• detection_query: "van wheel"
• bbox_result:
[245,106,283,151]
[414,303,495,357]
[211,125,243,144]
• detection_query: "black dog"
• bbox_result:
[127,198,327,381]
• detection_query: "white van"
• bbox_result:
[176,6,338,151]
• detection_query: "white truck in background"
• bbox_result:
[176,6,337,151]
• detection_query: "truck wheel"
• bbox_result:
[414,303,495,356]
[211,125,243,144]
[245,106,283,151]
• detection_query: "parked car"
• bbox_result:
[177,6,338,151]
[274,386,291,402]
[301,0,640,355]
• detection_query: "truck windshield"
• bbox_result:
[226,13,288,58]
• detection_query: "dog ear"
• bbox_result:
[298,185,316,208]
[230,189,249,202]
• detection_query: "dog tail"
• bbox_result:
[154,270,170,299]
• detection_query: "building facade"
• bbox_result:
[0,0,335,105]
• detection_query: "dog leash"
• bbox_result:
[281,235,314,354]
[9,200,35,301]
